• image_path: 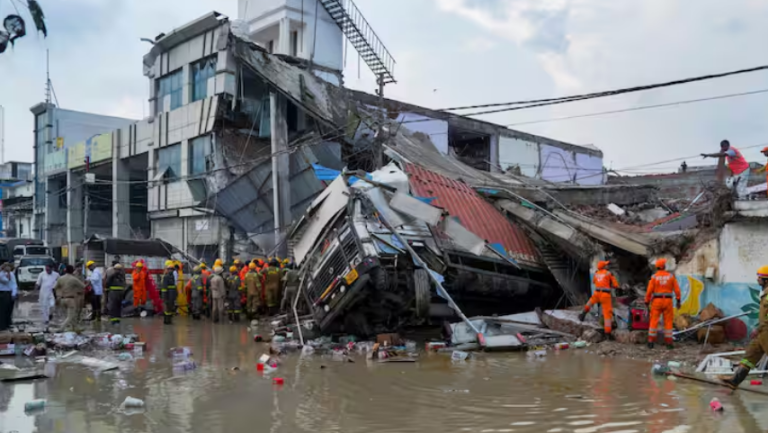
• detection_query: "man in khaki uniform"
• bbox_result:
[55,265,86,331]
[209,266,226,323]
[722,265,768,389]
[244,262,262,320]
[264,259,283,315]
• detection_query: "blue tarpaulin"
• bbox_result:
[312,164,372,185]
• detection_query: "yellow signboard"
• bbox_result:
[56,137,64,149]
[67,132,112,169]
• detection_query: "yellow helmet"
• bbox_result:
[165,260,174,268]
[229,265,238,273]
[214,258,223,267]
[758,265,768,278]
[86,261,95,267]
[249,262,257,270]
[234,259,242,265]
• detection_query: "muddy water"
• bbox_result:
[3,318,768,433]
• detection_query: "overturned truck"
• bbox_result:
[291,164,554,336]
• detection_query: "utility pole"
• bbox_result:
[270,91,290,258]
[83,157,91,264]
[374,72,385,169]
[0,105,4,164]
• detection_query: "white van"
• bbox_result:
[13,245,51,266]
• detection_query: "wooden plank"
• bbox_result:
[669,372,768,396]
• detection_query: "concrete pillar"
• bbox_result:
[181,64,191,106]
[489,134,500,173]
[113,158,130,238]
[44,178,59,245]
[270,92,290,257]
[279,18,291,55]
[66,170,83,264]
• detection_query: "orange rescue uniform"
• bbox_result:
[584,268,619,334]
[131,267,148,307]
[645,269,681,345]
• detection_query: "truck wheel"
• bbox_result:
[413,268,430,318]
[371,267,389,291]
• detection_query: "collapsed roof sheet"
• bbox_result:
[404,163,541,267]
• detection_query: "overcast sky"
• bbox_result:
[1,0,767,174]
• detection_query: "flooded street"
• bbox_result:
[3,317,768,433]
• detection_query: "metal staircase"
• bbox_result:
[319,0,396,84]
[538,242,589,306]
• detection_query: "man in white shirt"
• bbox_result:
[87,261,103,321]
[36,264,60,327]
[0,263,16,331]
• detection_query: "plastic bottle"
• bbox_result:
[122,397,145,408]
[24,399,46,412]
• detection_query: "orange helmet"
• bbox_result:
[762,146,768,153]
[597,260,609,270]
[757,265,768,278]
[655,258,667,269]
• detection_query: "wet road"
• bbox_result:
[3,317,768,433]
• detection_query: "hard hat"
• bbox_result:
[214,258,223,266]
[193,265,202,273]
[200,263,207,269]
[86,261,95,267]
[762,146,768,153]
[136,262,143,268]
[282,258,289,264]
[114,263,123,269]
[655,258,667,269]
[597,260,609,270]
[234,259,242,265]
[165,260,174,268]
[229,265,238,273]
[758,265,768,277]
[249,262,257,270]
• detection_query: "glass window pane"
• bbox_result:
[158,143,181,181]
[191,56,217,102]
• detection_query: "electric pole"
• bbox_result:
[374,72,385,169]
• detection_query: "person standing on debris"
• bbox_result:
[86,261,103,321]
[55,265,86,331]
[209,266,226,323]
[280,262,300,313]
[578,260,618,336]
[161,261,177,325]
[245,262,262,320]
[264,258,283,316]
[701,139,750,199]
[0,263,16,331]
[645,258,681,349]
[751,147,768,197]
[104,263,126,325]
[186,265,207,320]
[36,263,60,329]
[226,265,242,322]
[721,265,768,389]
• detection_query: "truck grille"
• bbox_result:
[306,224,359,303]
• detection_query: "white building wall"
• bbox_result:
[397,113,448,155]
[719,222,768,284]
[498,136,539,177]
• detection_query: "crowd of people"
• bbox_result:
[0,255,299,332]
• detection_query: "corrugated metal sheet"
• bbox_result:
[405,163,541,267]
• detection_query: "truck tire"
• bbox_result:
[413,268,430,318]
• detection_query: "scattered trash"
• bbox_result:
[0,363,20,371]
[0,343,15,356]
[169,347,192,360]
[251,320,259,327]
[573,341,587,349]
[376,333,402,347]
[751,380,763,386]
[301,346,315,356]
[709,397,723,411]
[173,360,197,371]
[133,343,146,354]
[254,335,264,342]
[71,357,119,372]
[426,342,447,352]
[272,335,286,343]
[256,363,265,372]
[652,364,670,376]
[121,396,145,409]
[259,354,271,364]
[554,342,570,350]
[1,373,49,383]
[527,350,547,358]
[451,350,470,362]
[273,377,284,385]
[443,389,470,393]
[667,361,682,370]
[24,399,46,412]
[23,344,46,358]
[117,353,133,362]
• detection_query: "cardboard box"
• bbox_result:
[376,333,402,347]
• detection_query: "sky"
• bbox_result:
[1,0,768,174]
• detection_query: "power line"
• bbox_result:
[504,88,768,127]
[438,63,768,112]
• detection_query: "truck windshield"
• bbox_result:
[25,246,49,256]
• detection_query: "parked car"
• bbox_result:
[17,256,56,290]
[13,244,50,267]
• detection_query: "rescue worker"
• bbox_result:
[264,258,283,316]
[104,263,126,325]
[131,261,148,310]
[185,265,207,320]
[87,261,103,321]
[209,266,226,323]
[721,265,768,389]
[245,262,263,320]
[226,265,242,322]
[701,139,750,199]
[238,259,249,308]
[280,262,300,313]
[55,265,86,331]
[645,258,681,349]
[753,147,768,198]
[578,260,619,336]
[214,258,223,269]
[161,261,177,325]
[200,261,212,317]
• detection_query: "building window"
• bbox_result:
[268,40,274,53]
[19,222,23,236]
[189,135,212,176]
[290,31,298,56]
[157,143,182,182]
[191,56,217,102]
[156,69,183,113]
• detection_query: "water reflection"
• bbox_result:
[2,318,768,432]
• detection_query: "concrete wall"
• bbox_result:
[239,0,343,73]
[539,144,603,185]
[398,112,448,155]
[498,136,539,177]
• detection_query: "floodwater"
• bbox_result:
[3,317,768,433]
